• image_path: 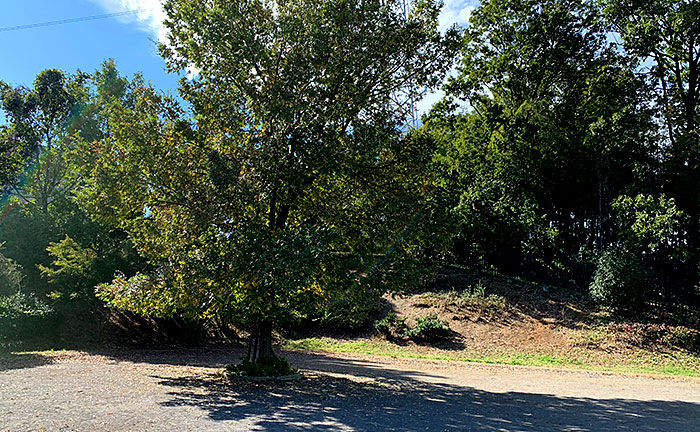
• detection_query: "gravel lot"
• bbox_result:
[1,347,699,431]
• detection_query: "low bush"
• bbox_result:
[589,248,656,315]
[0,291,53,341]
[375,312,407,338]
[609,323,700,352]
[0,292,51,320]
[448,282,509,313]
[375,312,451,342]
[665,326,700,351]
[0,252,23,297]
[405,313,451,342]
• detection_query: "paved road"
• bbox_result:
[1,348,698,431]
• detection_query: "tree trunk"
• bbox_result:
[247,320,275,362]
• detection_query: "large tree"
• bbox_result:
[74,0,456,363]
[0,70,81,295]
[604,0,700,148]
[0,70,76,207]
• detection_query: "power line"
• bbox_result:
[0,9,152,33]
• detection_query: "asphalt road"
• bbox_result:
[1,348,698,431]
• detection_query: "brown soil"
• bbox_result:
[381,276,588,351]
[390,294,571,353]
[370,274,699,363]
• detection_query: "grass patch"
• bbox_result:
[284,337,700,377]
[445,282,509,312]
[417,282,510,317]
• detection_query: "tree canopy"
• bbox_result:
[72,0,457,359]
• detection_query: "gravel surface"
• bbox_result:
[1,347,699,431]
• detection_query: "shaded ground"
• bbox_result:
[1,347,698,431]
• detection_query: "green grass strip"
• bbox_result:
[284,337,700,377]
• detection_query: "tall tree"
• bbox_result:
[74,0,456,363]
[604,0,700,273]
[0,70,78,210]
[0,70,81,295]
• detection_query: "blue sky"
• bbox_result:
[0,1,179,94]
[0,0,477,121]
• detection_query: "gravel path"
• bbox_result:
[1,347,699,431]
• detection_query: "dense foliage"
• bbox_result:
[424,0,698,315]
[0,251,23,297]
[1,0,698,359]
[0,64,145,346]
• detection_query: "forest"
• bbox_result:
[1,0,698,373]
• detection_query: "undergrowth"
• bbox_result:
[442,282,509,314]
[375,312,450,342]
[225,356,297,377]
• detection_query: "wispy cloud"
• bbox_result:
[89,0,167,44]
[89,0,200,76]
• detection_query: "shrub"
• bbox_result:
[225,356,296,377]
[405,313,451,341]
[0,292,51,320]
[608,323,700,352]
[589,248,656,315]
[0,252,23,297]
[375,312,407,338]
[665,326,700,351]
[318,299,379,331]
[0,291,53,341]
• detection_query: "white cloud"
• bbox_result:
[89,0,167,44]
[91,0,478,54]
[416,89,444,118]
[438,0,476,32]
[90,0,203,77]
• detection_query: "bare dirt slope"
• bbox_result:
[369,274,700,371]
[1,347,698,431]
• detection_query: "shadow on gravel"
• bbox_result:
[155,352,700,432]
[0,352,55,372]
[1,345,243,373]
[76,346,246,369]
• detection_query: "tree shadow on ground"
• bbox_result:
[0,352,56,372]
[0,345,243,372]
[104,345,244,368]
[154,352,700,432]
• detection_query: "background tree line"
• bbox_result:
[427,0,698,316]
[0,0,697,360]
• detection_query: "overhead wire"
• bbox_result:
[0,9,152,33]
